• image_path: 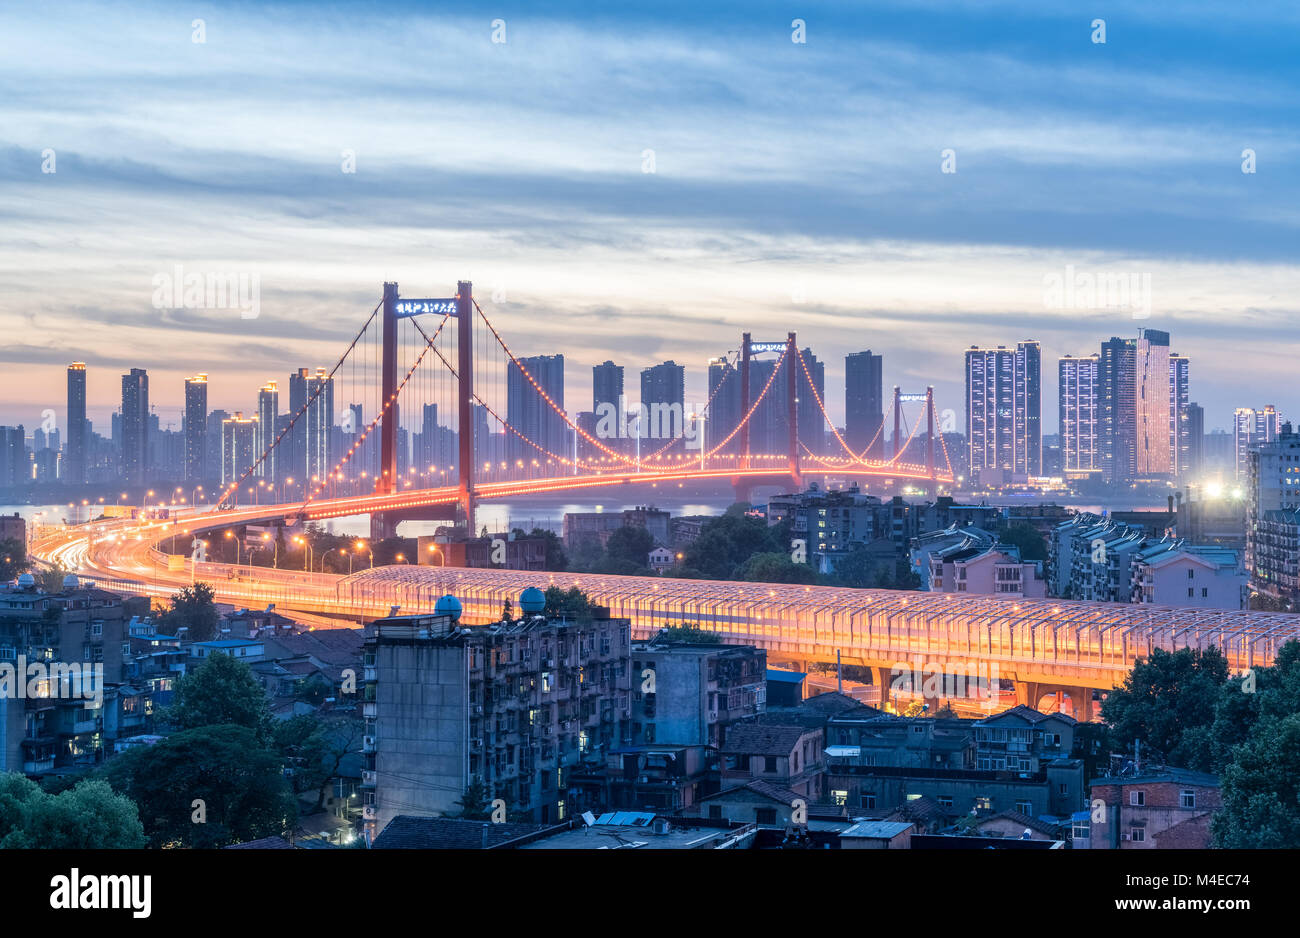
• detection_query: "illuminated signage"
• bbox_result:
[748,341,788,354]
[395,298,457,317]
[898,393,929,403]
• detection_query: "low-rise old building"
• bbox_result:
[363,590,632,838]
[973,705,1076,773]
[630,637,766,747]
[1087,767,1222,849]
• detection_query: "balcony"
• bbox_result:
[361,770,376,788]
[364,666,377,683]
[363,702,377,719]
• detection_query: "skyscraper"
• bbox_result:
[964,341,1041,480]
[1135,329,1172,477]
[120,368,149,486]
[221,412,257,485]
[65,363,87,485]
[1234,405,1279,479]
[1170,352,1190,477]
[706,357,741,457]
[1099,336,1137,483]
[1058,354,1100,474]
[184,374,208,482]
[256,381,279,480]
[641,360,686,450]
[305,368,334,482]
[592,361,623,415]
[1185,402,1205,479]
[507,354,565,465]
[845,350,884,459]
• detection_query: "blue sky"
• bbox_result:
[1,0,1297,437]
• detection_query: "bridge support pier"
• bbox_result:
[1014,680,1042,709]
[871,666,894,710]
[369,512,398,542]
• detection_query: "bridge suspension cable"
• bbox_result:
[705,344,788,458]
[295,311,454,511]
[215,298,384,509]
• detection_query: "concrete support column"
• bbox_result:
[871,666,894,710]
[1014,681,1041,709]
[1071,687,1094,722]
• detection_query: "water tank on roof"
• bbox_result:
[434,594,462,622]
[519,586,546,615]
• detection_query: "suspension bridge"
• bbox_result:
[205,281,954,539]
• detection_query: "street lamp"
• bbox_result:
[355,540,373,569]
[293,535,313,572]
[262,532,278,568]
[339,548,353,574]
[427,544,444,567]
[224,529,242,565]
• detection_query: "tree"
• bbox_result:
[655,625,722,644]
[543,586,598,619]
[0,775,145,849]
[273,713,363,812]
[163,651,273,740]
[523,528,567,571]
[34,564,72,593]
[0,539,26,582]
[159,582,220,642]
[455,777,491,820]
[1100,646,1229,766]
[735,551,819,584]
[1212,713,1300,848]
[99,724,295,848]
[998,522,1048,563]
[681,504,788,580]
[293,673,334,706]
[603,526,656,574]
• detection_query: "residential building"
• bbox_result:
[973,706,1076,773]
[362,594,631,838]
[120,368,149,485]
[965,341,1041,482]
[1235,405,1280,479]
[183,374,208,482]
[1058,353,1100,479]
[1246,428,1300,603]
[65,363,87,485]
[630,638,766,747]
[1087,767,1222,849]
[845,350,885,459]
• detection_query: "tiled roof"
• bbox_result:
[722,722,811,755]
[979,810,1063,837]
[700,779,801,805]
[224,836,293,849]
[977,704,1077,727]
[371,816,548,849]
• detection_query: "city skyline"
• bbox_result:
[2,2,1298,433]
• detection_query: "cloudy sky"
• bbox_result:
[2,0,1298,439]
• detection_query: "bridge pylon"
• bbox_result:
[456,280,476,535]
